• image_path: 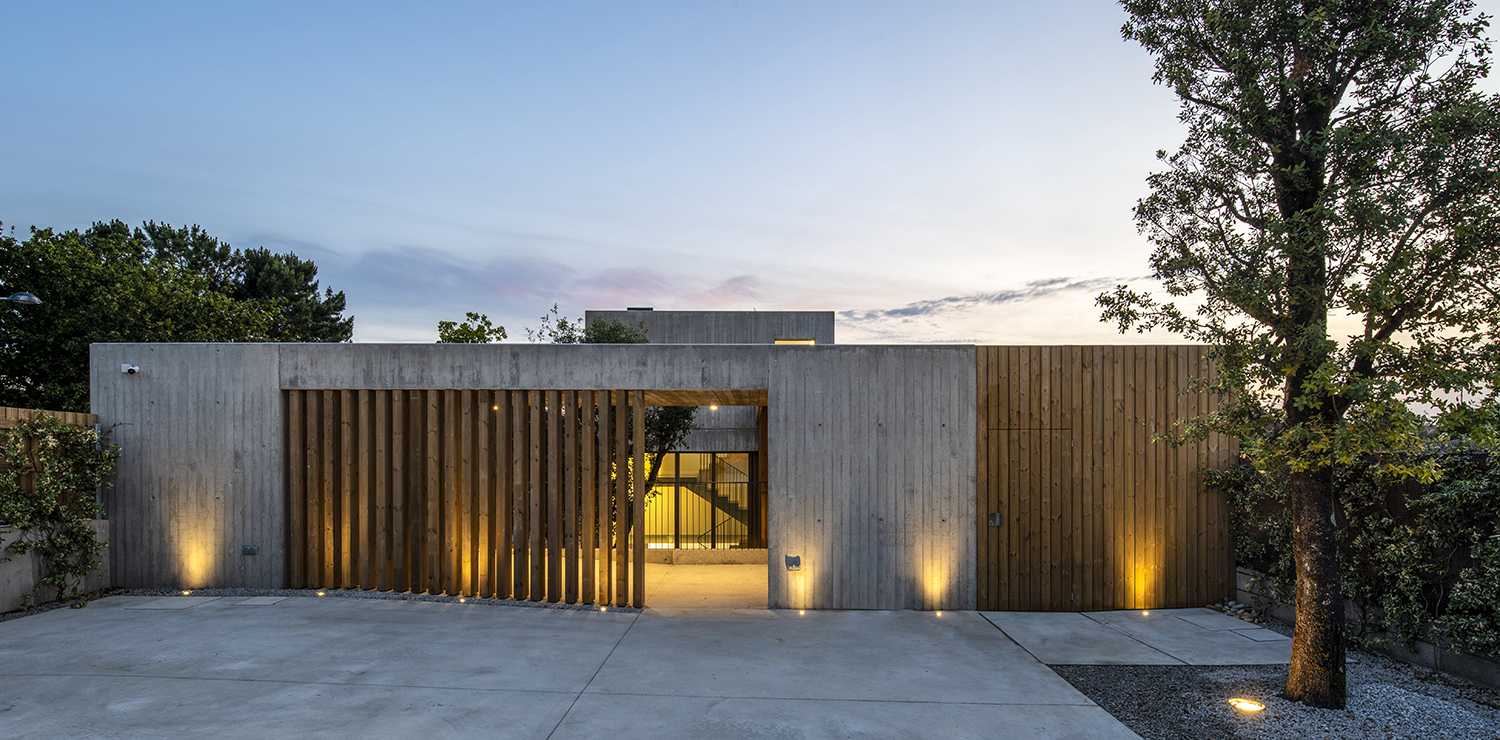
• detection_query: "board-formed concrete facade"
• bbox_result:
[584,309,834,452]
[91,340,976,610]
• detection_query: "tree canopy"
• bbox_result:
[1105,0,1500,708]
[436,312,508,343]
[436,304,697,489]
[0,220,353,410]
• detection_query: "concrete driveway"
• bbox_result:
[0,596,1133,739]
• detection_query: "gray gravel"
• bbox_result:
[1055,651,1500,739]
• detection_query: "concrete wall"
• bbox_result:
[768,346,976,610]
[584,310,834,345]
[585,310,835,453]
[91,344,284,589]
[91,342,977,610]
[1,520,111,611]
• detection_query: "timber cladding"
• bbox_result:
[284,388,647,607]
[976,346,1235,612]
[0,406,97,429]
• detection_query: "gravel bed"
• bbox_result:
[1055,651,1500,739]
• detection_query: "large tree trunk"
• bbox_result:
[1274,75,1347,705]
[1283,462,1347,707]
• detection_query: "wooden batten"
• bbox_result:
[284,389,647,607]
[974,346,1233,611]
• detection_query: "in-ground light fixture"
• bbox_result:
[1227,697,1265,714]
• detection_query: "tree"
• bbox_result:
[130,222,353,342]
[0,220,352,411]
[1104,1,1500,707]
[528,304,696,490]
[436,312,508,343]
[442,304,698,492]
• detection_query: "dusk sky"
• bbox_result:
[5,2,1497,343]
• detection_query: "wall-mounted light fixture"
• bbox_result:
[784,554,801,571]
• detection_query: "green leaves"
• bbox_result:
[436,312,508,343]
[1219,446,1500,656]
[1109,0,1500,478]
[0,220,353,411]
[0,416,118,604]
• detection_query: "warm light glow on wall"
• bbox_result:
[1130,532,1165,609]
[181,539,215,588]
[914,536,954,610]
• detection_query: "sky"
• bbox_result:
[2,2,1495,344]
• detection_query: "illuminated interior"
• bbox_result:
[643,452,763,549]
[773,338,816,345]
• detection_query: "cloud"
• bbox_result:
[839,275,1141,324]
[305,243,772,341]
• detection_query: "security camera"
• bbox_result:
[120,364,140,375]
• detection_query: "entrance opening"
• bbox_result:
[644,452,762,550]
[641,390,770,608]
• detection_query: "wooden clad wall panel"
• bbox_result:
[975,346,1233,611]
[284,389,645,607]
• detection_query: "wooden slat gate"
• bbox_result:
[975,346,1236,612]
[284,389,647,607]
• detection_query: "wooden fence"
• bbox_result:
[0,406,98,501]
[284,389,647,607]
[976,346,1235,612]
[0,406,96,430]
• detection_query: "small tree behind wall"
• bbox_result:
[1105,0,1500,708]
[0,416,119,605]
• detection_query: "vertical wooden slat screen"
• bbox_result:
[284,389,647,607]
[975,346,1234,612]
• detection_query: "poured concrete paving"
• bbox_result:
[983,607,1291,666]
[0,596,1134,739]
[644,562,767,609]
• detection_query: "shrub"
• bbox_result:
[0,416,118,605]
[1216,444,1500,658]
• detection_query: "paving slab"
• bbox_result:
[0,596,635,693]
[232,596,288,606]
[1084,610,1291,665]
[0,674,573,739]
[1168,607,1260,631]
[554,693,1137,739]
[982,611,1182,665]
[1233,628,1291,642]
[0,598,1138,738]
[121,597,222,610]
[590,609,1095,706]
[645,563,767,609]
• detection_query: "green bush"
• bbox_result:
[1216,445,1500,658]
[0,416,118,605]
